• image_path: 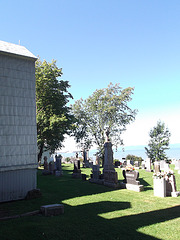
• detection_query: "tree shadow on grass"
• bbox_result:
[138,178,153,191]
[37,169,117,204]
[62,202,180,240]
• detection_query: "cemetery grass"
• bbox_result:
[0,165,180,240]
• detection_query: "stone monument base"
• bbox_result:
[41,204,64,216]
[89,178,104,185]
[171,191,180,197]
[72,171,82,178]
[104,181,120,189]
[42,170,52,175]
[103,170,119,189]
[120,182,144,192]
[55,170,63,176]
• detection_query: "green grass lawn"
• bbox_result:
[0,164,180,240]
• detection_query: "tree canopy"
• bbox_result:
[72,83,137,158]
[145,121,171,162]
[35,59,74,161]
[126,154,144,162]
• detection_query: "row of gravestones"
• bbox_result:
[42,156,63,176]
[153,160,180,197]
[114,159,180,173]
[153,175,179,198]
[71,157,180,197]
[42,150,180,197]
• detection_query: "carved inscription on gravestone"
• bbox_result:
[123,170,140,185]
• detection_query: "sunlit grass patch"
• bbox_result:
[0,163,179,240]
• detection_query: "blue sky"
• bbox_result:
[1,0,180,148]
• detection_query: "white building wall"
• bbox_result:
[0,51,37,202]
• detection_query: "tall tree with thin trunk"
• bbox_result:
[35,58,74,162]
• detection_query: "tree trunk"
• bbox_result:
[38,144,44,165]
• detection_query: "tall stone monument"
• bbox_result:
[72,160,81,178]
[55,155,63,176]
[103,128,119,188]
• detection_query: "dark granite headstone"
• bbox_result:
[25,189,42,200]
[74,160,80,172]
[115,161,120,167]
[123,170,140,185]
[104,170,118,184]
[72,160,81,178]
[55,156,61,171]
[81,174,87,181]
[44,157,48,170]
[166,175,177,196]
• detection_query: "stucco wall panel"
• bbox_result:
[0,41,37,202]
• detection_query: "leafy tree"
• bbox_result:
[72,83,137,158]
[145,121,171,162]
[126,154,143,162]
[36,59,74,162]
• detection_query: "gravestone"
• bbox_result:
[134,161,140,169]
[104,170,118,187]
[103,141,119,188]
[42,156,52,175]
[101,129,119,188]
[25,189,42,200]
[122,160,127,168]
[160,160,165,171]
[82,150,91,168]
[72,160,81,178]
[174,160,180,174]
[127,160,131,165]
[123,170,140,185]
[159,160,170,172]
[115,161,120,168]
[89,165,103,184]
[141,162,145,169]
[145,158,152,172]
[49,161,55,174]
[164,162,170,171]
[153,178,166,197]
[43,156,49,170]
[165,175,180,197]
[41,204,64,216]
[92,165,101,179]
[96,155,100,166]
[55,155,63,176]
[121,170,144,192]
[154,161,160,174]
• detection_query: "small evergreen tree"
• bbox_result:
[145,121,171,162]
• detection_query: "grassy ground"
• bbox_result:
[0,164,180,240]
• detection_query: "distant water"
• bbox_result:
[112,147,180,161]
[61,145,180,161]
